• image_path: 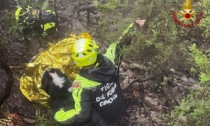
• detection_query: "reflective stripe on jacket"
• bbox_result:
[54,54,126,125]
[54,22,135,125]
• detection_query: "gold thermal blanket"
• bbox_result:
[19,34,88,107]
[19,22,136,107]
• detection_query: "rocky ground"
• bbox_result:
[0,0,202,126]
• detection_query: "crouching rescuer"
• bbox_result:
[54,37,127,125]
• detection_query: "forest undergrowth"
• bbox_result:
[0,0,210,125]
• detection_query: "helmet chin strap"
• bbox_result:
[82,62,99,69]
[93,62,99,68]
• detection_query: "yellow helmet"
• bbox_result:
[72,38,99,67]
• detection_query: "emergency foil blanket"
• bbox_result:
[19,34,82,107]
[19,22,136,107]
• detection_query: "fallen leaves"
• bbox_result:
[119,61,199,126]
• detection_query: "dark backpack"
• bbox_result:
[15,5,58,36]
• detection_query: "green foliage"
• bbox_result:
[94,0,122,12]
[41,0,49,10]
[198,16,210,38]
[123,4,192,71]
[95,5,134,46]
[189,44,209,73]
[203,0,210,12]
[166,44,210,126]
[0,10,21,45]
[196,0,210,38]
[95,0,210,125]
[19,0,51,9]
[7,16,21,36]
[35,105,58,126]
[170,88,210,126]
[1,0,209,125]
[189,44,210,84]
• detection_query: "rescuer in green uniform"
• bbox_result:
[53,19,146,126]
[54,37,126,125]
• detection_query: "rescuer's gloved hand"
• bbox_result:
[117,19,146,48]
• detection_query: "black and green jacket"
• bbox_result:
[54,22,137,125]
[54,53,126,125]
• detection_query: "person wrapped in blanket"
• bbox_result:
[54,20,146,126]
